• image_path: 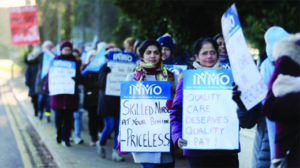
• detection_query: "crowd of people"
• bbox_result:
[23,28,300,168]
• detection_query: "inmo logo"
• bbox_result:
[113,53,132,62]
[129,83,162,95]
[193,72,230,85]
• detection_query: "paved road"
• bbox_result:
[0,59,256,168]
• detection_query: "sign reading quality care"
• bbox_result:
[183,69,239,150]
[120,81,171,152]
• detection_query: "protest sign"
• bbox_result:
[119,81,171,152]
[81,46,106,75]
[49,60,76,96]
[9,5,40,45]
[182,69,239,150]
[221,4,267,110]
[105,51,137,96]
[165,64,187,86]
[41,50,55,79]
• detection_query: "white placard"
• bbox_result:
[49,60,76,96]
[221,4,267,110]
[105,62,136,96]
[183,69,239,150]
[119,81,171,152]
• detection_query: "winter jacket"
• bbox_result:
[44,55,81,111]
[25,57,39,96]
[82,71,100,109]
[97,63,120,118]
[263,33,300,167]
[35,52,46,94]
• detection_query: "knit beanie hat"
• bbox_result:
[60,40,73,51]
[264,26,289,61]
[157,36,174,51]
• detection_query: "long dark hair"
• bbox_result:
[138,39,162,59]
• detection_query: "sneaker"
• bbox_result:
[62,141,71,147]
[112,149,125,161]
[74,137,84,144]
[96,144,105,158]
[89,141,97,146]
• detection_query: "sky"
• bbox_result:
[0,0,35,8]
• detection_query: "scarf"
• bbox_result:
[133,60,174,81]
[192,61,222,69]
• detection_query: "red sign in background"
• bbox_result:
[9,5,40,46]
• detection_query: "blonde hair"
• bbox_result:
[123,37,136,48]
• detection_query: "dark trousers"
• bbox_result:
[87,106,104,142]
[187,154,239,168]
[54,109,74,142]
[30,95,38,116]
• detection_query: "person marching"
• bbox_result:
[170,38,239,168]
[127,39,175,168]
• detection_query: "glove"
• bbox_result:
[177,138,188,149]
[232,82,246,111]
[104,67,111,73]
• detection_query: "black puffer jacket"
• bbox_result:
[237,104,270,168]
[97,63,120,118]
[82,71,100,109]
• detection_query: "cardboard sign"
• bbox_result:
[183,69,239,150]
[221,4,267,110]
[9,5,40,45]
[120,81,171,152]
[41,50,55,79]
[105,51,137,96]
[49,60,76,95]
[165,64,188,86]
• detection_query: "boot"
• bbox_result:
[112,149,124,162]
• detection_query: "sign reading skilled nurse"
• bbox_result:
[49,60,76,96]
[120,81,171,152]
[183,69,239,150]
[221,4,267,110]
[9,5,40,45]
[105,51,137,96]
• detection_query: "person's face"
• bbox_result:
[161,47,171,60]
[125,46,134,53]
[216,37,227,55]
[195,42,217,67]
[61,47,72,55]
[143,45,161,64]
[73,51,80,61]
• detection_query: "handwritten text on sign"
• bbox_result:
[49,60,76,96]
[221,4,267,110]
[105,51,137,96]
[120,81,171,152]
[183,69,239,150]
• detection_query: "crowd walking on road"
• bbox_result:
[24,25,300,168]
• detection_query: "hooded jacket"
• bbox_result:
[263,33,300,167]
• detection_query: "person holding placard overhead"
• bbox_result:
[125,39,175,168]
[44,41,81,147]
[170,38,239,168]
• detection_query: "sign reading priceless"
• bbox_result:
[119,81,171,152]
